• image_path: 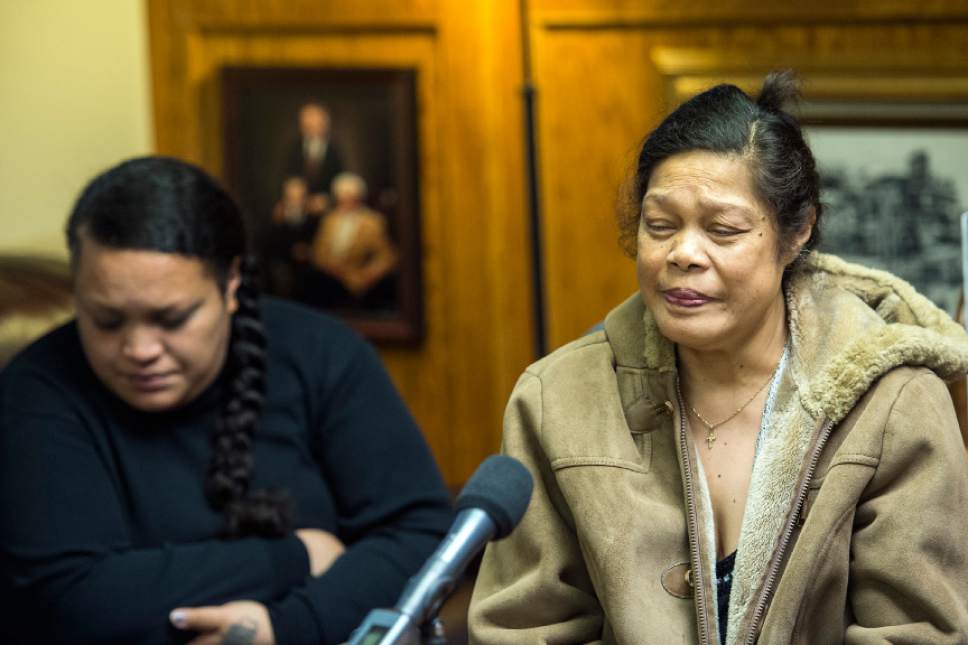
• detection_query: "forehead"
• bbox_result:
[644,151,765,213]
[74,241,217,306]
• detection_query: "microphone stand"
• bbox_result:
[347,509,493,645]
[345,607,448,645]
[348,454,534,645]
[422,617,447,645]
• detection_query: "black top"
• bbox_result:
[716,550,737,645]
[0,298,452,645]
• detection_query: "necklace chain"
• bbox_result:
[689,361,781,450]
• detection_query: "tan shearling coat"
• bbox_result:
[469,254,968,644]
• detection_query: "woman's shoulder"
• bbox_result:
[260,297,363,347]
[833,366,962,458]
[0,320,93,412]
[258,297,377,377]
[854,365,950,419]
[508,331,627,427]
[2,319,83,381]
[521,293,648,386]
[523,329,613,383]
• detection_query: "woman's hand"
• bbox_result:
[170,600,274,645]
[296,528,346,576]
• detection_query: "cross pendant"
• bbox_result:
[706,431,717,450]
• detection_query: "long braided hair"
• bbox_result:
[66,156,292,538]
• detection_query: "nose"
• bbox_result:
[667,228,708,272]
[121,325,164,364]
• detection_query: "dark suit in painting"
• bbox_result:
[286,137,345,198]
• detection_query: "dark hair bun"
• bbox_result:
[756,70,801,113]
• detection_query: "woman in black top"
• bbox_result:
[0,156,452,645]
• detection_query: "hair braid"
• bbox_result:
[68,157,296,538]
[205,256,293,538]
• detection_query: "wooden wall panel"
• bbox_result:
[148,0,533,486]
[531,30,657,348]
[528,2,968,350]
[434,2,534,482]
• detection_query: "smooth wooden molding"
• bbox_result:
[649,45,968,108]
[534,1,968,29]
[194,22,438,36]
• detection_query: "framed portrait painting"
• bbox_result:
[221,66,423,344]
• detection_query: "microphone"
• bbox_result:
[348,455,533,645]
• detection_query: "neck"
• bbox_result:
[677,293,787,391]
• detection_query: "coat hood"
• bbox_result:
[788,252,968,421]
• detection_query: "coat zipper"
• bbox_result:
[675,380,711,645]
[742,418,836,645]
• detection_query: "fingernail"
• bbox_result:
[170,609,187,629]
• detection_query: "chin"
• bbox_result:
[117,388,184,413]
[654,314,729,351]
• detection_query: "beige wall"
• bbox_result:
[0,1,153,257]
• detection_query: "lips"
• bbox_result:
[126,372,174,391]
[662,288,714,308]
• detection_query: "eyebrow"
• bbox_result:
[643,192,756,218]
[641,193,669,209]
[155,301,204,318]
[80,298,204,317]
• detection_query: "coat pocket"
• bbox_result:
[550,454,650,474]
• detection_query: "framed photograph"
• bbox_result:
[221,67,423,344]
[801,105,968,315]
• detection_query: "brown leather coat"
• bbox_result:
[469,254,968,644]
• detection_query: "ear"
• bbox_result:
[224,257,242,315]
[787,206,817,263]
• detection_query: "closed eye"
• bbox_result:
[156,301,202,331]
[93,318,123,331]
[709,226,746,237]
[158,313,191,330]
[643,218,676,234]
[156,304,200,330]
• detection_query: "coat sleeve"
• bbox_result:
[0,371,310,645]
[265,335,454,645]
[468,372,605,645]
[846,371,968,643]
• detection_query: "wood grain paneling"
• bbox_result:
[531,30,657,348]
[148,0,533,486]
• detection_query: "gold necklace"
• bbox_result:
[690,364,780,450]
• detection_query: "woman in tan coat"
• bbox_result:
[469,72,968,644]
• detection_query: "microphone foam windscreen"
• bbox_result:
[456,455,534,539]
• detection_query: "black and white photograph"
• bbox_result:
[806,125,968,314]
